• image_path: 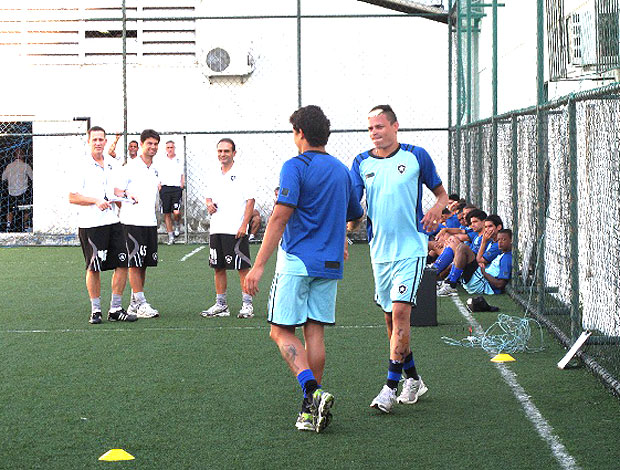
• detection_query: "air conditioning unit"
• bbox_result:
[199,43,255,82]
[565,0,619,70]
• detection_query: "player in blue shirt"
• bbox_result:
[462,229,513,294]
[349,105,448,413]
[244,105,363,433]
[437,214,504,296]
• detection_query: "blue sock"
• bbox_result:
[447,266,463,285]
[387,360,403,390]
[433,246,454,273]
[297,369,318,398]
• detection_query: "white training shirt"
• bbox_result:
[70,155,120,229]
[205,163,254,235]
[157,154,184,187]
[2,159,33,196]
[116,155,160,227]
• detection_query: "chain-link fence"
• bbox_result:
[449,83,620,397]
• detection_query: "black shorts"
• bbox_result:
[122,224,158,268]
[79,223,128,272]
[462,259,481,284]
[209,233,251,270]
[8,193,30,212]
[159,186,183,214]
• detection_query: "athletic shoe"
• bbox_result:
[200,303,230,318]
[311,389,334,433]
[107,307,138,322]
[174,226,180,237]
[437,283,458,297]
[89,311,102,325]
[237,303,254,319]
[135,302,159,319]
[397,376,428,404]
[370,385,397,413]
[248,234,256,242]
[295,412,315,432]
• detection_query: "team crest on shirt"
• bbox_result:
[230,175,236,181]
[107,164,113,170]
[281,188,289,196]
[397,164,406,174]
[398,284,407,294]
[154,169,159,177]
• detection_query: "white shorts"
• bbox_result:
[371,256,426,313]
[267,273,337,327]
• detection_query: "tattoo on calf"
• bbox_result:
[281,343,300,374]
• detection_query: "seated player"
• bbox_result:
[462,229,513,295]
[432,208,487,279]
[437,214,504,296]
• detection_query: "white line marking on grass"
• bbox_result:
[451,297,581,470]
[180,245,205,261]
[1,324,385,334]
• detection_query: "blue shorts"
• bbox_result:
[267,273,337,327]
[462,268,495,295]
[372,256,426,313]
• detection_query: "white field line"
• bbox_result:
[180,245,205,262]
[451,297,581,470]
[1,324,385,334]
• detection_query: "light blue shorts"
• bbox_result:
[371,256,426,313]
[462,268,495,295]
[267,273,338,327]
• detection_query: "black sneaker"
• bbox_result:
[89,311,102,324]
[107,307,138,322]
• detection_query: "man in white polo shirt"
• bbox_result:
[201,138,256,319]
[157,140,185,245]
[115,128,161,319]
[69,126,137,325]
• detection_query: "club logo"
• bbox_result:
[225,255,233,264]
[231,175,236,181]
[281,188,289,196]
[397,164,406,174]
[152,253,158,261]
[118,253,127,262]
[398,284,407,294]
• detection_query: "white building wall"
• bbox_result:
[1,0,450,235]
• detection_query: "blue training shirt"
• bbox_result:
[350,144,442,263]
[485,251,513,294]
[276,151,363,279]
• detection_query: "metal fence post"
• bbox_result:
[567,97,580,340]
[511,113,519,289]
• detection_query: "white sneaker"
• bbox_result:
[238,303,254,319]
[437,283,458,297]
[167,237,174,246]
[397,377,428,404]
[370,385,397,413]
[200,303,230,318]
[136,302,159,319]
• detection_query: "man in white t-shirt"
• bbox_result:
[2,147,33,231]
[157,140,185,245]
[68,126,137,324]
[115,129,162,319]
[201,138,256,319]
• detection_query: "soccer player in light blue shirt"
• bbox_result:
[349,104,448,413]
[245,105,363,433]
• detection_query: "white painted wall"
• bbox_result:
[1,0,450,234]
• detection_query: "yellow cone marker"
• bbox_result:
[99,449,135,461]
[491,353,516,363]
